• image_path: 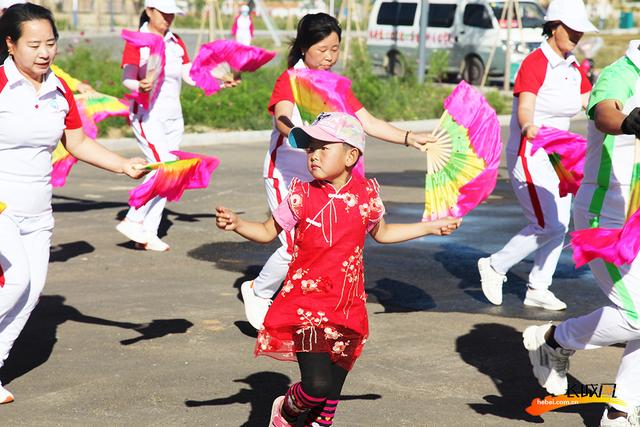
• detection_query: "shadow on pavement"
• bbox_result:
[0,296,194,385]
[0,295,140,385]
[50,240,95,262]
[185,371,291,427]
[367,278,436,313]
[120,319,194,345]
[456,323,603,426]
[116,208,216,240]
[52,195,128,212]
[184,371,381,427]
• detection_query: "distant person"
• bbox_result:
[216,112,461,427]
[232,4,253,46]
[0,3,146,404]
[477,0,597,311]
[117,0,195,252]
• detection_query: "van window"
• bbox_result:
[463,4,493,28]
[428,4,457,27]
[377,2,418,26]
[490,2,545,28]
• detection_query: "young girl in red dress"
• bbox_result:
[216,112,461,426]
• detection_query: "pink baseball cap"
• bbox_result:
[289,112,366,154]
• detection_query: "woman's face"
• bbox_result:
[551,23,583,55]
[6,19,57,83]
[146,7,174,35]
[303,31,340,71]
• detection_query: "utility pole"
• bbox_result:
[503,0,513,93]
[417,0,429,83]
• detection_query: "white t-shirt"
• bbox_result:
[0,57,82,216]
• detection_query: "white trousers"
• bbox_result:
[125,115,184,235]
[252,177,295,298]
[0,212,53,370]
[554,207,640,412]
[490,144,572,289]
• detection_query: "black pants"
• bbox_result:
[297,352,349,399]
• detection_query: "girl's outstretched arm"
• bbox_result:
[370,217,461,244]
[216,206,281,243]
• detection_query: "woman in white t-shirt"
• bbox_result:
[478,0,596,311]
[0,3,145,403]
[116,0,196,252]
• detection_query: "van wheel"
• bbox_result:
[462,56,484,85]
[386,51,406,78]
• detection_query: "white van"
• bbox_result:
[367,0,546,83]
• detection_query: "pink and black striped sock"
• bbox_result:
[303,399,339,426]
[281,382,327,420]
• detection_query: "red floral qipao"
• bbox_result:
[255,176,385,370]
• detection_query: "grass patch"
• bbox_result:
[55,44,511,136]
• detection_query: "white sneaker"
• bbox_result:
[524,288,567,311]
[116,219,148,244]
[0,383,14,404]
[523,323,575,396]
[240,280,271,330]
[478,257,506,305]
[143,234,170,252]
[600,407,640,427]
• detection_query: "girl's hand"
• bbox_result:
[409,131,438,151]
[216,207,239,231]
[123,158,149,179]
[139,78,153,93]
[427,217,462,236]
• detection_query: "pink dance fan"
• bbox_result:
[121,29,166,109]
[190,40,276,95]
[571,138,640,268]
[51,143,78,188]
[530,127,586,197]
[129,150,220,209]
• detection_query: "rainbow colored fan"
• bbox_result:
[190,40,275,95]
[75,92,129,140]
[51,143,78,188]
[129,150,220,208]
[287,68,356,125]
[422,81,502,221]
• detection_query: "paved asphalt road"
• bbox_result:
[0,121,622,426]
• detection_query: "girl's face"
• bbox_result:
[146,7,174,35]
[303,32,340,71]
[6,19,57,83]
[306,139,358,181]
[551,23,583,55]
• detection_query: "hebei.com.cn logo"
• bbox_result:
[526,384,625,415]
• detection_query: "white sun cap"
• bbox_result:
[544,0,598,33]
[144,0,184,15]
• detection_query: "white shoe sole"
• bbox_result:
[523,297,567,311]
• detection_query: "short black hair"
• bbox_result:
[287,13,341,68]
[542,21,561,38]
[0,3,58,59]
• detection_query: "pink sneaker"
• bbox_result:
[269,395,292,427]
